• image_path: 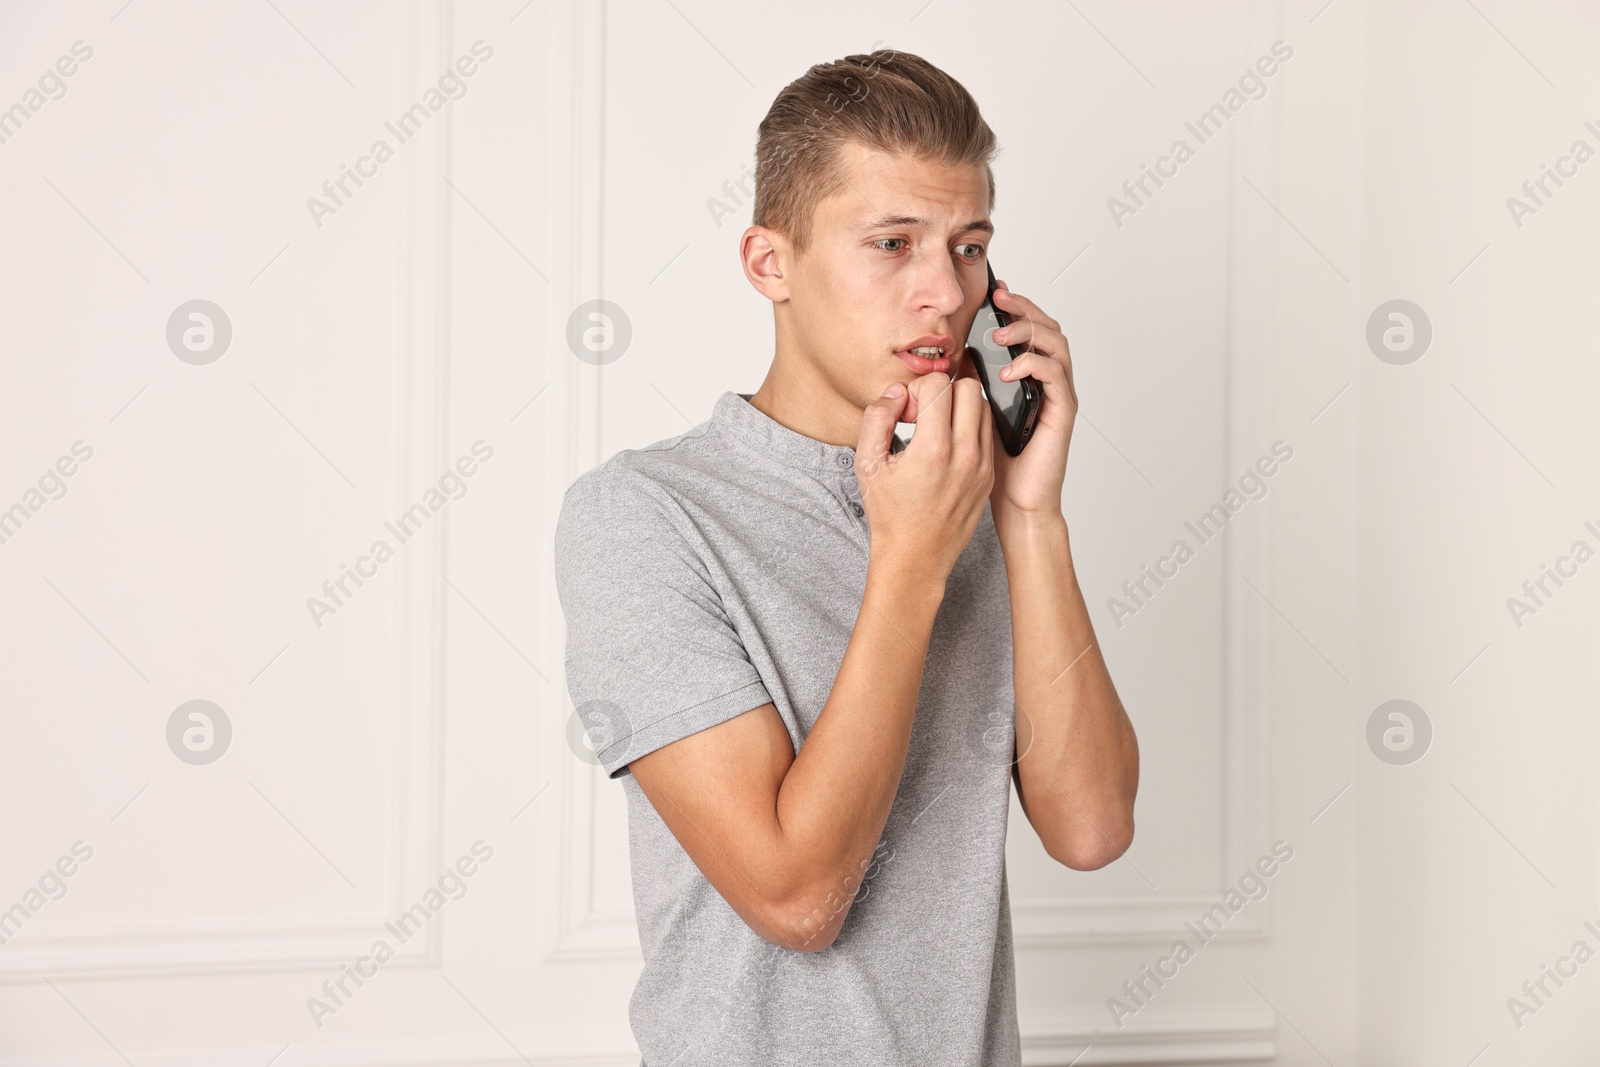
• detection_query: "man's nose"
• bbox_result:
[912,254,965,317]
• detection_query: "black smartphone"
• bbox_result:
[964,261,1042,456]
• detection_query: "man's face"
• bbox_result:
[780,141,993,411]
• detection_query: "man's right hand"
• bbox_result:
[855,372,995,585]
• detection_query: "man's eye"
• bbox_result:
[873,238,907,253]
[956,243,985,259]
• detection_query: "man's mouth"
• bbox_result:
[895,338,956,374]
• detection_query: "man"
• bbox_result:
[555,49,1138,1067]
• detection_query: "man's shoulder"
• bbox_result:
[555,403,759,566]
[560,415,727,517]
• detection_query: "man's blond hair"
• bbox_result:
[752,50,998,253]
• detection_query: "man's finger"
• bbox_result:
[953,376,984,455]
[994,286,1061,334]
[855,382,907,480]
[905,372,955,453]
[977,388,994,472]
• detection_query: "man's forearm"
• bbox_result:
[996,507,1139,869]
[769,554,945,942]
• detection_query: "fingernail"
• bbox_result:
[885,383,904,398]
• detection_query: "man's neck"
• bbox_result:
[747,355,865,449]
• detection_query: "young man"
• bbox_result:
[555,50,1138,1067]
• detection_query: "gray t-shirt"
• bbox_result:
[554,390,1022,1066]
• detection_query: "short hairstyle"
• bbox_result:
[752,50,998,254]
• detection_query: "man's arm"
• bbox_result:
[963,279,1139,870]
[994,507,1138,870]
[629,563,940,952]
[629,373,992,952]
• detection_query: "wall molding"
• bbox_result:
[535,0,631,965]
[539,4,1295,1064]
[540,0,1290,976]
[1009,0,1287,962]
[1011,894,1267,947]
[0,1013,1273,1067]
[0,0,453,981]
[1021,1010,1277,1066]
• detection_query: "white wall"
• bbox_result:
[0,1,1591,1064]
[1354,0,1600,1062]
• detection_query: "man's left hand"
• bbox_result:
[955,279,1078,522]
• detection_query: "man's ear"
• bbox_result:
[740,226,791,302]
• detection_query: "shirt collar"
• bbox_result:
[713,391,904,473]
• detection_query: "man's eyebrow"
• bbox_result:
[856,213,994,234]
